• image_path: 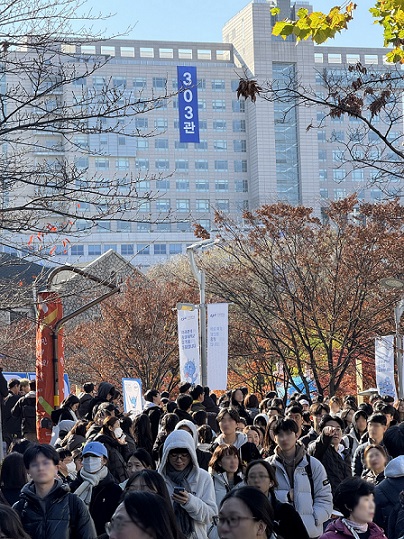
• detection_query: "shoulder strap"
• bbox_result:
[305,455,315,502]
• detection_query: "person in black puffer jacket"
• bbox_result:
[13,443,95,539]
[94,416,130,483]
[308,414,351,497]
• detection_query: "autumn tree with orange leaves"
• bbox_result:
[196,196,404,397]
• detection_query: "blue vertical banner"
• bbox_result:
[177,66,200,143]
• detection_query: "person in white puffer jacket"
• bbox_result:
[159,429,217,539]
[267,418,333,539]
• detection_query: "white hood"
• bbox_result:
[158,429,200,480]
[214,431,247,449]
[175,419,198,448]
[385,455,404,478]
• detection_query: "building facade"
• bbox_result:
[2,0,401,268]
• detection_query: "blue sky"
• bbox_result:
[84,0,384,48]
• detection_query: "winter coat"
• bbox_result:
[175,419,211,470]
[78,393,92,419]
[210,471,243,508]
[63,433,86,452]
[158,430,217,539]
[175,409,196,423]
[2,391,22,440]
[143,402,163,442]
[362,468,385,486]
[94,433,130,483]
[70,470,122,535]
[269,490,310,539]
[13,479,96,539]
[343,426,365,459]
[300,427,320,448]
[85,382,114,420]
[307,433,351,496]
[375,455,404,530]
[320,518,387,539]
[11,391,36,436]
[267,446,333,538]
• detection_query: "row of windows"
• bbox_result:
[152,139,247,150]
[320,188,383,201]
[91,76,239,90]
[314,52,382,65]
[135,119,246,132]
[64,242,186,257]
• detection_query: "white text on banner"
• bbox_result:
[177,307,201,385]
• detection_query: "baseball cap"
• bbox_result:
[82,441,108,459]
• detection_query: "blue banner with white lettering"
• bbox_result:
[177,66,200,143]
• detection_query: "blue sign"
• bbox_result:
[177,66,200,143]
[122,378,142,414]
[3,372,70,399]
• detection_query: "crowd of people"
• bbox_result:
[0,372,404,539]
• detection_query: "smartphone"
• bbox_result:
[174,487,185,495]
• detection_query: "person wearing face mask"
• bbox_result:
[95,416,130,483]
[70,441,122,536]
[55,448,77,484]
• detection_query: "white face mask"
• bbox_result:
[114,427,124,439]
[66,461,76,476]
[83,456,103,474]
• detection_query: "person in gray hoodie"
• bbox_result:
[175,419,211,470]
[158,429,217,539]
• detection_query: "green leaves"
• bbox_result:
[371,0,404,63]
[271,4,356,44]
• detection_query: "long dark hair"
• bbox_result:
[0,453,28,489]
[123,470,171,506]
[123,491,182,539]
[220,487,275,538]
[0,505,31,539]
[133,414,153,455]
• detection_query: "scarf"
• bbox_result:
[342,518,369,539]
[74,466,108,506]
[166,461,195,536]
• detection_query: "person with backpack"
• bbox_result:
[267,418,333,539]
[13,443,96,539]
[143,388,163,443]
[77,383,95,419]
[11,379,37,442]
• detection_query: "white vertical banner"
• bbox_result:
[207,303,228,390]
[122,378,142,414]
[375,335,397,400]
[177,307,201,385]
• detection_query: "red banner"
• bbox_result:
[36,291,64,443]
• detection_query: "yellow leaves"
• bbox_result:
[272,4,356,44]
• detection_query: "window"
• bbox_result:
[177,199,190,212]
[117,221,131,232]
[137,244,150,255]
[333,169,346,182]
[88,245,102,256]
[175,141,188,150]
[136,139,149,150]
[215,180,229,191]
[156,179,170,190]
[347,54,360,64]
[212,100,226,111]
[328,53,342,63]
[95,158,109,169]
[318,132,326,142]
[196,199,209,211]
[137,222,151,232]
[159,48,173,59]
[156,199,170,212]
[195,141,208,150]
[196,180,209,191]
[71,245,84,256]
[318,150,327,161]
[198,100,206,110]
[177,222,191,232]
[235,179,248,192]
[334,188,347,200]
[234,160,247,173]
[169,244,182,255]
[195,160,208,170]
[211,80,225,90]
[116,158,130,170]
[155,159,170,171]
[135,117,148,128]
[215,160,228,172]
[134,78,147,89]
[175,160,189,171]
[197,49,211,60]
[365,55,378,65]
[213,120,227,131]
[139,201,151,212]
[231,80,240,91]
[155,118,168,129]
[216,199,229,212]
[54,245,68,256]
[178,49,192,59]
[113,77,126,88]
[136,158,149,170]
[319,170,327,181]
[140,47,154,58]
[95,221,111,231]
[138,180,150,191]
[104,244,117,252]
[156,223,171,231]
[314,53,323,63]
[333,150,344,162]
[232,100,245,112]
[199,120,207,130]
[198,78,206,90]
[233,120,246,132]
[233,140,247,152]
[121,244,134,256]
[121,47,135,58]
[214,140,227,150]
[320,188,328,199]
[155,139,169,150]
[75,157,88,168]
[352,169,364,181]
[176,180,189,191]
[154,244,167,255]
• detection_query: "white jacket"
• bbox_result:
[159,430,217,539]
[267,450,333,538]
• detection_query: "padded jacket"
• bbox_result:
[13,479,96,539]
[267,446,333,538]
[93,433,130,483]
[320,518,387,539]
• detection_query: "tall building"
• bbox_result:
[3,0,401,268]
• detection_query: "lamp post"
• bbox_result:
[380,277,404,399]
[186,238,220,386]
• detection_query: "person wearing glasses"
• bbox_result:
[244,459,309,539]
[158,429,217,539]
[214,486,276,539]
[307,414,352,496]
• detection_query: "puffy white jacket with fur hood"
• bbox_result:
[158,430,217,539]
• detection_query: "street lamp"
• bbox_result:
[380,277,404,399]
[187,238,220,386]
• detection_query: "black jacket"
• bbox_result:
[78,393,92,419]
[13,479,96,539]
[143,404,163,443]
[70,470,122,535]
[11,391,36,436]
[94,433,130,483]
[271,491,310,539]
[2,391,22,438]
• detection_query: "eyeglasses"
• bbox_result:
[247,474,270,481]
[169,452,190,460]
[105,520,133,535]
[213,516,258,527]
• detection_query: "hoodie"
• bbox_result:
[375,455,404,529]
[159,430,217,539]
[214,431,247,449]
[175,419,211,470]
